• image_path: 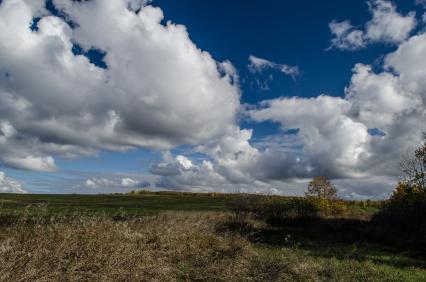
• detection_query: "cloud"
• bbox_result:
[152,128,310,193]
[251,95,370,178]
[329,0,416,50]
[76,2,423,198]
[150,145,397,199]
[416,0,426,8]
[0,171,27,193]
[335,176,396,200]
[250,31,426,183]
[248,55,300,78]
[1,0,424,199]
[164,29,426,195]
[329,20,366,51]
[1,155,56,172]
[124,0,152,12]
[121,177,138,187]
[99,24,426,196]
[151,128,266,191]
[0,0,240,171]
[365,0,417,44]
[84,176,146,189]
[153,157,231,192]
[151,25,426,197]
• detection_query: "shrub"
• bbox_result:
[307,198,347,216]
[227,194,262,218]
[259,197,319,225]
[227,193,350,226]
[371,134,426,248]
[371,183,426,248]
[227,195,320,225]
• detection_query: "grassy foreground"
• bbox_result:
[0,192,425,281]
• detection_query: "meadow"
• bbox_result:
[0,192,425,281]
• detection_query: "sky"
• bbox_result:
[0,0,425,199]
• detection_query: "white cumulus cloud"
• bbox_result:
[149,31,426,197]
[1,0,425,199]
[85,176,143,189]
[250,30,426,183]
[365,0,417,44]
[0,171,27,193]
[248,55,300,78]
[329,0,416,51]
[329,20,366,51]
[0,0,240,171]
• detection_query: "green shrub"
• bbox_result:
[258,197,319,225]
[227,195,320,225]
[227,194,350,226]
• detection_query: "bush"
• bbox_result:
[258,197,319,225]
[307,198,347,216]
[228,195,318,222]
[370,134,426,248]
[371,182,426,248]
[227,194,348,226]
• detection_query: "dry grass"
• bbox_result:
[1,211,425,281]
[1,212,252,281]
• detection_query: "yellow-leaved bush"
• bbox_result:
[306,198,347,216]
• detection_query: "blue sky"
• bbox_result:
[154,0,422,138]
[0,0,425,198]
[155,0,414,98]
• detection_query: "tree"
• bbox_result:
[400,132,426,190]
[305,176,338,199]
[390,181,424,205]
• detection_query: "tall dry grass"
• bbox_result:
[1,211,322,281]
[1,212,256,281]
[1,209,425,281]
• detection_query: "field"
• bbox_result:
[0,192,228,217]
[1,192,425,281]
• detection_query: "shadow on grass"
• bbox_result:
[217,216,426,269]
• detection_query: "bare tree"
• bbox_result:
[400,132,426,190]
[305,176,338,199]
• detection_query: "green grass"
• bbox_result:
[254,245,426,282]
[0,192,228,217]
[221,214,426,281]
[345,202,381,216]
[0,192,382,217]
